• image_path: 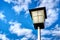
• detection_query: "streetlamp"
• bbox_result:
[29,7,47,40]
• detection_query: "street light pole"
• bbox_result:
[38,27,41,40]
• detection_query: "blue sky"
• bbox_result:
[0,0,60,40]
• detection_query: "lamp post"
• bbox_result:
[29,7,47,40]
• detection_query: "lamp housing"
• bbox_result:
[29,7,47,29]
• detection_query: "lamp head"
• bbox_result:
[29,7,47,29]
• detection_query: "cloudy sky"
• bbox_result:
[0,0,60,40]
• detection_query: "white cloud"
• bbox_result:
[12,5,22,14]
[41,24,60,37]
[41,29,51,36]
[51,24,60,36]
[41,37,51,40]
[9,21,36,40]
[21,37,28,40]
[0,34,9,40]
[23,33,36,40]
[4,0,31,15]
[12,0,30,14]
[41,28,60,40]
[4,0,12,3]
[0,12,5,20]
[39,0,59,9]
[52,30,60,36]
[0,11,7,23]
[12,4,28,14]
[21,34,36,40]
[45,9,58,27]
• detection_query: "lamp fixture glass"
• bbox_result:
[31,10,45,23]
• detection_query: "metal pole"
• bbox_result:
[38,27,41,40]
